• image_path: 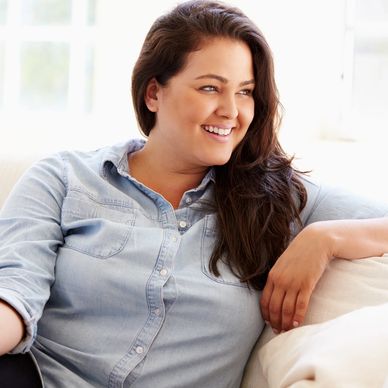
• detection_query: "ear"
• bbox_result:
[144,78,160,112]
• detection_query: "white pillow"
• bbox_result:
[242,254,388,388]
[259,302,388,388]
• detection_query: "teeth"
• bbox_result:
[202,125,232,136]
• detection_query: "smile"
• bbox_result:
[202,125,233,136]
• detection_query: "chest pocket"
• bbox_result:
[200,214,248,288]
[61,194,136,259]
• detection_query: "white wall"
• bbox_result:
[0,0,348,156]
[1,0,387,202]
[93,0,348,149]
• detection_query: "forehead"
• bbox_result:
[179,38,254,80]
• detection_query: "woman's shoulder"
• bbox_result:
[26,139,145,177]
[298,174,388,225]
[1,139,145,209]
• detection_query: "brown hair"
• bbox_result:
[131,0,307,290]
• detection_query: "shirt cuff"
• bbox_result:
[0,291,38,353]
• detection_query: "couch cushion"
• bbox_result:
[242,254,388,388]
[0,157,36,209]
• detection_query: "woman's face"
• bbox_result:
[146,37,255,170]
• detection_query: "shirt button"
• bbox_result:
[178,220,187,228]
[154,308,161,316]
[135,346,144,354]
[172,235,178,242]
[185,197,192,204]
[159,268,168,277]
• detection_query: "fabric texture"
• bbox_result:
[242,255,388,388]
[1,139,388,387]
[0,140,261,388]
[260,302,388,388]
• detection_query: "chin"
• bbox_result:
[208,154,232,167]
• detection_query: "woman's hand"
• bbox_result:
[260,216,388,333]
[260,222,333,333]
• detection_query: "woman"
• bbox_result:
[0,1,387,387]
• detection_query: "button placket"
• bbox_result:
[109,206,183,384]
[178,220,187,229]
[159,268,168,277]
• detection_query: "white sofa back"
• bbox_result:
[0,157,36,209]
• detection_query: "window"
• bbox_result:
[341,0,388,140]
[1,0,387,161]
[0,0,97,153]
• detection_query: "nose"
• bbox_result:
[216,93,238,119]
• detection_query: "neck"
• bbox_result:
[128,141,208,208]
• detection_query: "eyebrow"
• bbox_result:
[195,74,255,87]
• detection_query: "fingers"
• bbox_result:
[261,288,296,333]
[281,291,298,331]
[260,279,288,333]
[260,280,273,325]
[259,222,331,333]
[260,282,311,333]
[292,291,310,329]
[268,288,285,333]
[281,291,310,331]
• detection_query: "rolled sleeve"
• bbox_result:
[0,290,38,353]
[0,154,67,352]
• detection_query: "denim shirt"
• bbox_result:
[0,139,387,388]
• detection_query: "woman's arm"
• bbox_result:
[260,217,388,333]
[0,154,66,353]
[0,300,25,355]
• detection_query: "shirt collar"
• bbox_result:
[100,138,146,178]
[100,138,216,188]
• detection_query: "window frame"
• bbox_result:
[0,0,95,115]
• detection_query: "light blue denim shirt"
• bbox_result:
[0,139,387,388]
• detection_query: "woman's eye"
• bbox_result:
[200,85,218,92]
[238,89,253,96]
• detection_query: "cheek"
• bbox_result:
[247,100,255,122]
[184,97,215,125]
[234,102,254,142]
[239,101,255,128]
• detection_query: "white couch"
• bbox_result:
[0,156,40,208]
[2,159,388,388]
[242,255,388,388]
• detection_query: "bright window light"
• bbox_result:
[0,0,387,200]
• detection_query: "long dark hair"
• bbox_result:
[131,0,307,290]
